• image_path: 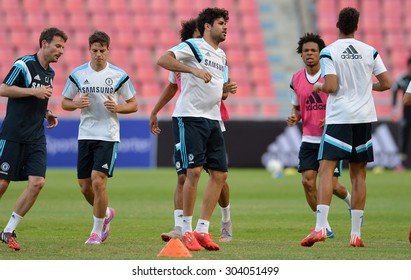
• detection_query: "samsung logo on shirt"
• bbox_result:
[81,86,114,94]
[204,59,224,71]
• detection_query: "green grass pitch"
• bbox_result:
[0,168,410,260]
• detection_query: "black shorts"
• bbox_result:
[298,142,342,176]
[172,117,228,173]
[318,123,374,163]
[77,140,118,179]
[0,139,47,181]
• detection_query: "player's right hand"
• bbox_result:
[77,93,90,108]
[150,114,161,135]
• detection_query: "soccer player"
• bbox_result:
[157,7,230,251]
[391,57,411,171]
[150,18,236,244]
[300,7,391,247]
[402,81,411,243]
[0,27,67,251]
[287,33,351,238]
[61,31,138,245]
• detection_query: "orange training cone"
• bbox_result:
[157,238,192,258]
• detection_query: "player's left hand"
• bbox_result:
[224,81,237,94]
[104,95,117,113]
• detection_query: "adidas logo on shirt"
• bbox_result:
[84,79,90,84]
[305,92,326,111]
[33,74,41,81]
[341,45,362,59]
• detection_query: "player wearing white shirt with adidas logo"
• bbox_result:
[62,31,138,245]
[301,7,391,248]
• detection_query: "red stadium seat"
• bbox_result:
[110,28,136,49]
[129,0,150,14]
[237,0,258,14]
[46,12,69,30]
[240,14,262,32]
[86,0,107,13]
[243,30,265,49]
[10,30,31,50]
[68,13,89,30]
[382,0,401,16]
[71,30,90,48]
[90,13,110,30]
[174,0,196,14]
[151,0,170,15]
[64,0,84,13]
[4,12,25,31]
[107,0,128,12]
[21,0,42,12]
[25,12,48,32]
[137,30,156,48]
[112,13,134,31]
[0,0,19,12]
[337,0,359,10]
[382,15,402,33]
[254,83,275,98]
[236,103,257,118]
[261,103,279,118]
[135,65,157,83]
[316,0,337,14]
[140,83,161,97]
[360,14,381,34]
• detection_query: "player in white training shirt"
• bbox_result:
[301,7,391,248]
[61,31,137,245]
[157,7,229,251]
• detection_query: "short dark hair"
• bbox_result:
[88,31,110,48]
[197,7,229,36]
[337,7,360,35]
[296,33,326,54]
[39,27,67,48]
[180,18,197,42]
[407,57,411,67]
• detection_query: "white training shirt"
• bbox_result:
[170,38,228,120]
[62,62,136,141]
[320,38,387,124]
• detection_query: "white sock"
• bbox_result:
[91,216,105,238]
[313,211,332,231]
[351,209,364,237]
[182,216,192,235]
[195,219,210,233]
[344,192,352,209]
[221,204,231,222]
[105,207,110,218]
[4,212,23,233]
[315,204,330,231]
[174,209,183,228]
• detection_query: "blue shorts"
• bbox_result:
[318,123,374,163]
[298,141,342,176]
[0,139,47,181]
[172,117,228,173]
[77,140,118,179]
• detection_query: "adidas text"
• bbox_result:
[341,54,362,59]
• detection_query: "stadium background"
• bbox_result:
[0,0,409,168]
